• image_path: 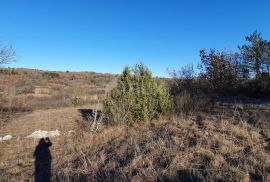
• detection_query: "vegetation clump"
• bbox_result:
[104,63,171,125]
[169,31,270,116]
[42,72,60,79]
[0,68,18,75]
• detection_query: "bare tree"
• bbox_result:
[0,42,15,65]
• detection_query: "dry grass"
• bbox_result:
[1,110,269,181]
[52,117,269,181]
[0,107,81,136]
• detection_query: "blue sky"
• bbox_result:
[0,0,269,76]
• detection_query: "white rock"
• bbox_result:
[49,130,61,137]
[25,130,60,139]
[1,135,13,141]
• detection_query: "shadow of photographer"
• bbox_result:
[33,137,52,182]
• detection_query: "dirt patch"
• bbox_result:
[34,87,51,95]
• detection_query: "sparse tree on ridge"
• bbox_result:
[0,42,15,66]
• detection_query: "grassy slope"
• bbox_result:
[0,68,116,113]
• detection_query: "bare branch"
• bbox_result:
[0,44,16,65]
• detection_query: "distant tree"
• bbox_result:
[239,31,265,79]
[177,64,195,81]
[0,42,15,65]
[199,49,222,88]
[262,41,270,75]
[199,49,242,90]
[168,64,195,94]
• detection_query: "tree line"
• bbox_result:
[173,31,270,98]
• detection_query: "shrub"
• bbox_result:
[42,72,60,78]
[168,65,212,115]
[0,68,18,75]
[71,96,81,107]
[173,90,211,115]
[104,63,171,125]
[70,75,76,80]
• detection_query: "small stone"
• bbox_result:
[2,135,12,141]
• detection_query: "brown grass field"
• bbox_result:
[0,68,270,181]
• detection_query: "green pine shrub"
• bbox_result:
[104,63,171,125]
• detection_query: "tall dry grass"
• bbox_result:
[2,114,268,181]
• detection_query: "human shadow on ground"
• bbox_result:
[33,137,52,182]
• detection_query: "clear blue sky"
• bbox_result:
[0,0,269,76]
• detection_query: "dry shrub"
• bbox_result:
[70,85,91,107]
[174,90,211,115]
[168,65,212,115]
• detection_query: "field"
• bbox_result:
[0,68,270,181]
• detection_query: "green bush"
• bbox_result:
[104,63,171,125]
[42,72,60,78]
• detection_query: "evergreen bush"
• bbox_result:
[104,63,171,125]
